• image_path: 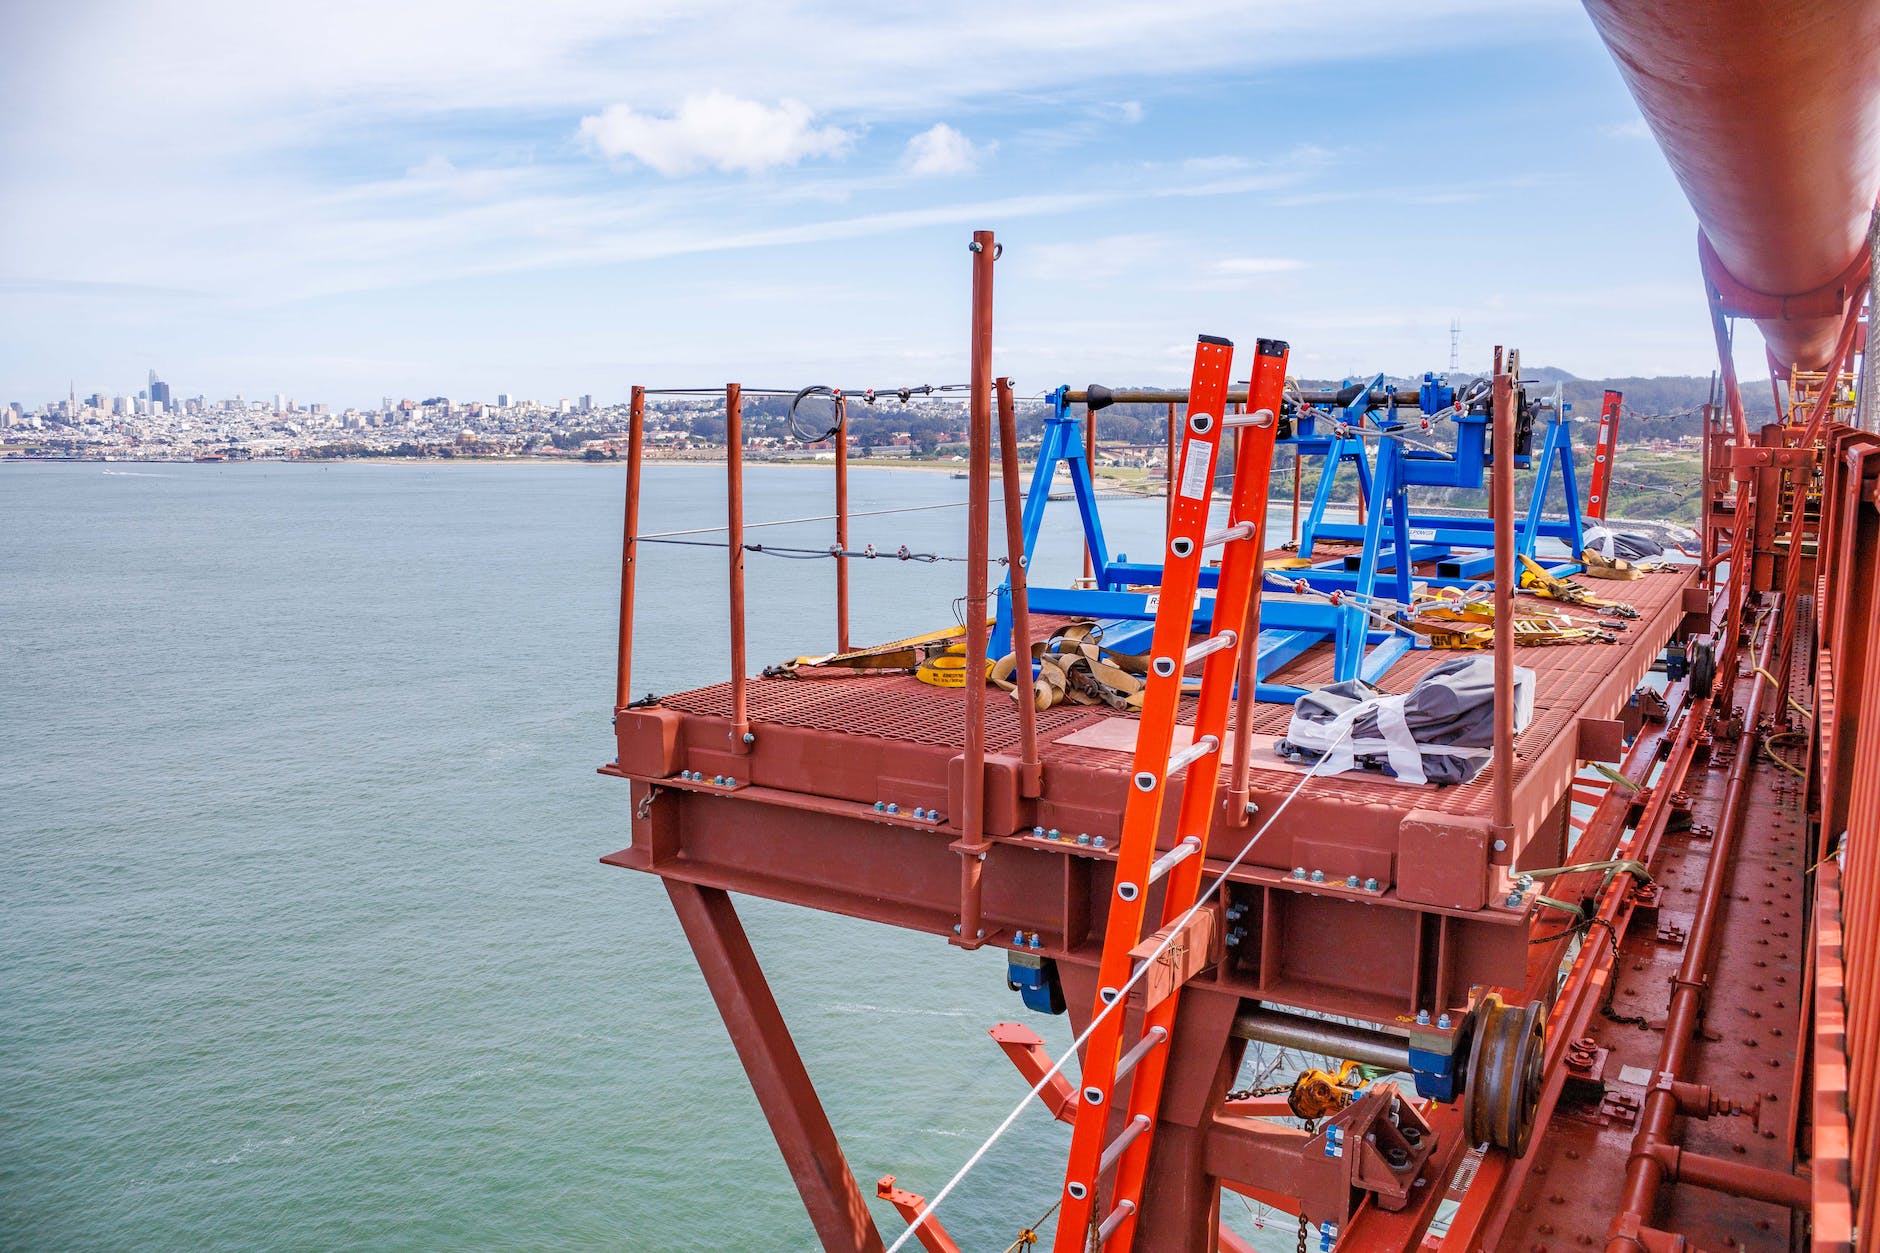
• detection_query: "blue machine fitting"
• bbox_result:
[1005,946,1066,1015]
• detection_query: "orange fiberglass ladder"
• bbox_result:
[1053,333,1290,1253]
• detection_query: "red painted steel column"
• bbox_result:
[1491,350,1516,860]
[615,385,646,711]
[726,384,751,753]
[664,881,886,1253]
[954,229,996,949]
[997,378,1041,795]
[835,396,852,653]
[1606,619,1778,1250]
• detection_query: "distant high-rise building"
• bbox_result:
[274,393,287,413]
[496,393,511,408]
[579,394,593,414]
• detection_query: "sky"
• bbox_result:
[0,0,1749,410]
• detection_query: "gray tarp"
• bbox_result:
[1583,525,1665,562]
[1272,655,1536,786]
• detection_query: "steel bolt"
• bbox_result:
[1310,869,1325,883]
[1048,828,1061,840]
[875,801,887,812]
[1364,877,1379,892]
[1506,891,1525,908]
[1493,839,1508,852]
[1076,833,1090,845]
[1032,825,1046,838]
[1416,1009,1432,1026]
[713,775,725,785]
[1092,836,1108,849]
[725,776,736,787]
[742,732,755,744]
[886,802,899,815]
[1437,1013,1452,1030]
[1293,866,1308,880]
[1346,875,1361,888]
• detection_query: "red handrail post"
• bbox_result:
[997,377,1040,796]
[615,384,646,711]
[1165,401,1178,539]
[1491,347,1517,865]
[954,228,996,950]
[835,396,851,653]
[726,383,752,754]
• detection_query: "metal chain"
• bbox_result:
[1225,1081,1293,1100]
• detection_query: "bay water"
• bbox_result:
[1,461,1303,1251]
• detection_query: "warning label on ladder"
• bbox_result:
[1178,437,1214,501]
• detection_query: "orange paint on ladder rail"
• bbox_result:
[1052,333,1290,1253]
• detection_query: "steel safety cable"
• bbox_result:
[632,490,1145,541]
[627,536,1010,565]
[882,720,1357,1253]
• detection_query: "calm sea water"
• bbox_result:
[2,461,1310,1251]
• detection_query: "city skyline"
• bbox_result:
[0,2,1781,409]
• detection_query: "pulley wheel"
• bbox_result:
[1689,636,1717,700]
[1462,994,1545,1156]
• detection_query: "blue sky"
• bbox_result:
[0,1,1746,409]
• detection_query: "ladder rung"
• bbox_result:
[1202,521,1256,549]
[1099,1114,1153,1175]
[1183,630,1237,665]
[1115,1026,1168,1080]
[1096,1199,1137,1243]
[1147,836,1202,884]
[1165,735,1219,776]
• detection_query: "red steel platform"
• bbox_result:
[606,561,1698,1031]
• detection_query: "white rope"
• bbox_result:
[883,721,1355,1252]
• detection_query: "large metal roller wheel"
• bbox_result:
[1462,994,1546,1156]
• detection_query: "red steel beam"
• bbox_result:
[664,881,885,1253]
[615,384,645,711]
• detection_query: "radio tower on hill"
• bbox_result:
[1449,317,1461,376]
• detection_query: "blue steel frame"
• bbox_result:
[992,387,1413,704]
[992,375,1587,704]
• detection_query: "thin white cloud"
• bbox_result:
[903,124,992,177]
[1214,257,1307,275]
[577,92,854,176]
[1026,233,1168,282]
[1604,118,1652,140]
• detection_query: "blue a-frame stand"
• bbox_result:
[991,374,1587,704]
